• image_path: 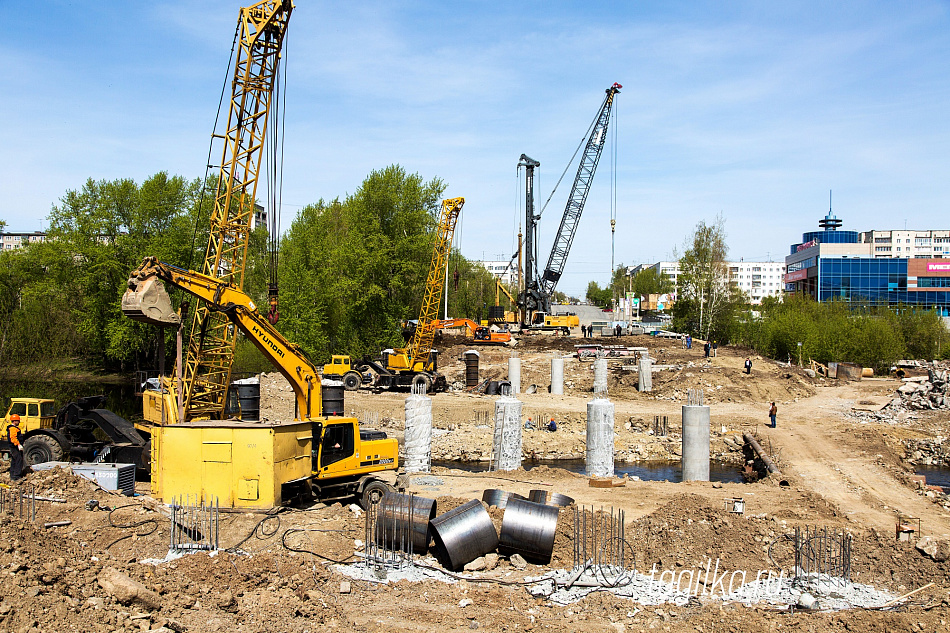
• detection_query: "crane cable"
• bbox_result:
[188,20,241,273]
[610,99,619,278]
[265,27,289,323]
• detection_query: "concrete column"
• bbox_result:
[586,397,615,477]
[404,390,433,473]
[551,355,564,395]
[508,354,522,395]
[681,405,711,481]
[593,358,608,394]
[638,357,653,392]
[492,395,523,471]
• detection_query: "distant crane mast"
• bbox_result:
[182,0,293,420]
[519,83,620,323]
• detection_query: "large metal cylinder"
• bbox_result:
[374,492,437,554]
[682,405,711,481]
[508,354,521,395]
[498,498,560,564]
[527,490,575,507]
[482,489,526,509]
[593,358,608,394]
[551,356,564,395]
[586,397,615,477]
[429,499,499,571]
[638,357,653,392]
[492,395,523,471]
[404,390,433,473]
[463,350,480,388]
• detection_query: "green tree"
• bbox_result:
[586,281,611,308]
[275,166,446,362]
[630,267,673,298]
[673,216,745,341]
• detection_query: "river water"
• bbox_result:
[433,459,744,483]
[916,465,950,492]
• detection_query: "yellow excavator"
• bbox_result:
[122,257,399,506]
[430,318,513,345]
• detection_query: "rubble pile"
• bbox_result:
[895,362,950,410]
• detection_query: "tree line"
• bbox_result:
[581,215,949,370]
[0,166,505,374]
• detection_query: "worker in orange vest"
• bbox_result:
[6,414,25,481]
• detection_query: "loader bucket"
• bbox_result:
[122,276,180,326]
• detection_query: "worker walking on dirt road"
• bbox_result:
[744,358,752,374]
[6,414,25,481]
[768,402,777,428]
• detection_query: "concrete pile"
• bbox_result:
[896,363,950,410]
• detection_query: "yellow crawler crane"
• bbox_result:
[123,258,398,507]
[365,197,465,392]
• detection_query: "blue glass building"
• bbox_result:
[785,215,950,316]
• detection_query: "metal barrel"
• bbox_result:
[374,492,437,554]
[464,350,480,388]
[321,380,345,416]
[498,498,560,564]
[482,489,526,509]
[234,382,260,420]
[528,490,575,507]
[429,499,498,571]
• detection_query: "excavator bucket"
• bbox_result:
[122,275,180,326]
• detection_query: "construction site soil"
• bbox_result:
[3,333,950,632]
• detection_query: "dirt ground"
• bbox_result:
[3,333,950,632]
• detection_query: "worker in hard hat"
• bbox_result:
[6,414,25,481]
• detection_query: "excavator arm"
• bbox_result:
[122,257,320,420]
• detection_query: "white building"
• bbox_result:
[1,231,46,251]
[476,260,516,285]
[859,229,950,258]
[630,260,786,305]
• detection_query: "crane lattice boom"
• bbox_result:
[183,0,293,420]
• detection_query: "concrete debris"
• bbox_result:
[915,536,950,562]
[464,557,487,572]
[526,567,895,610]
[894,362,950,410]
[97,567,162,610]
[509,554,528,570]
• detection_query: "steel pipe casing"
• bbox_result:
[528,490,575,507]
[429,499,499,570]
[482,489,526,509]
[499,498,560,564]
[375,492,437,553]
[682,405,711,481]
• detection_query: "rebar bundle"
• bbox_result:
[653,415,668,436]
[0,484,36,522]
[572,505,627,573]
[687,389,704,406]
[794,526,852,582]
[169,495,219,553]
[363,492,420,574]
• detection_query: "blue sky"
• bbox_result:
[3,1,950,297]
